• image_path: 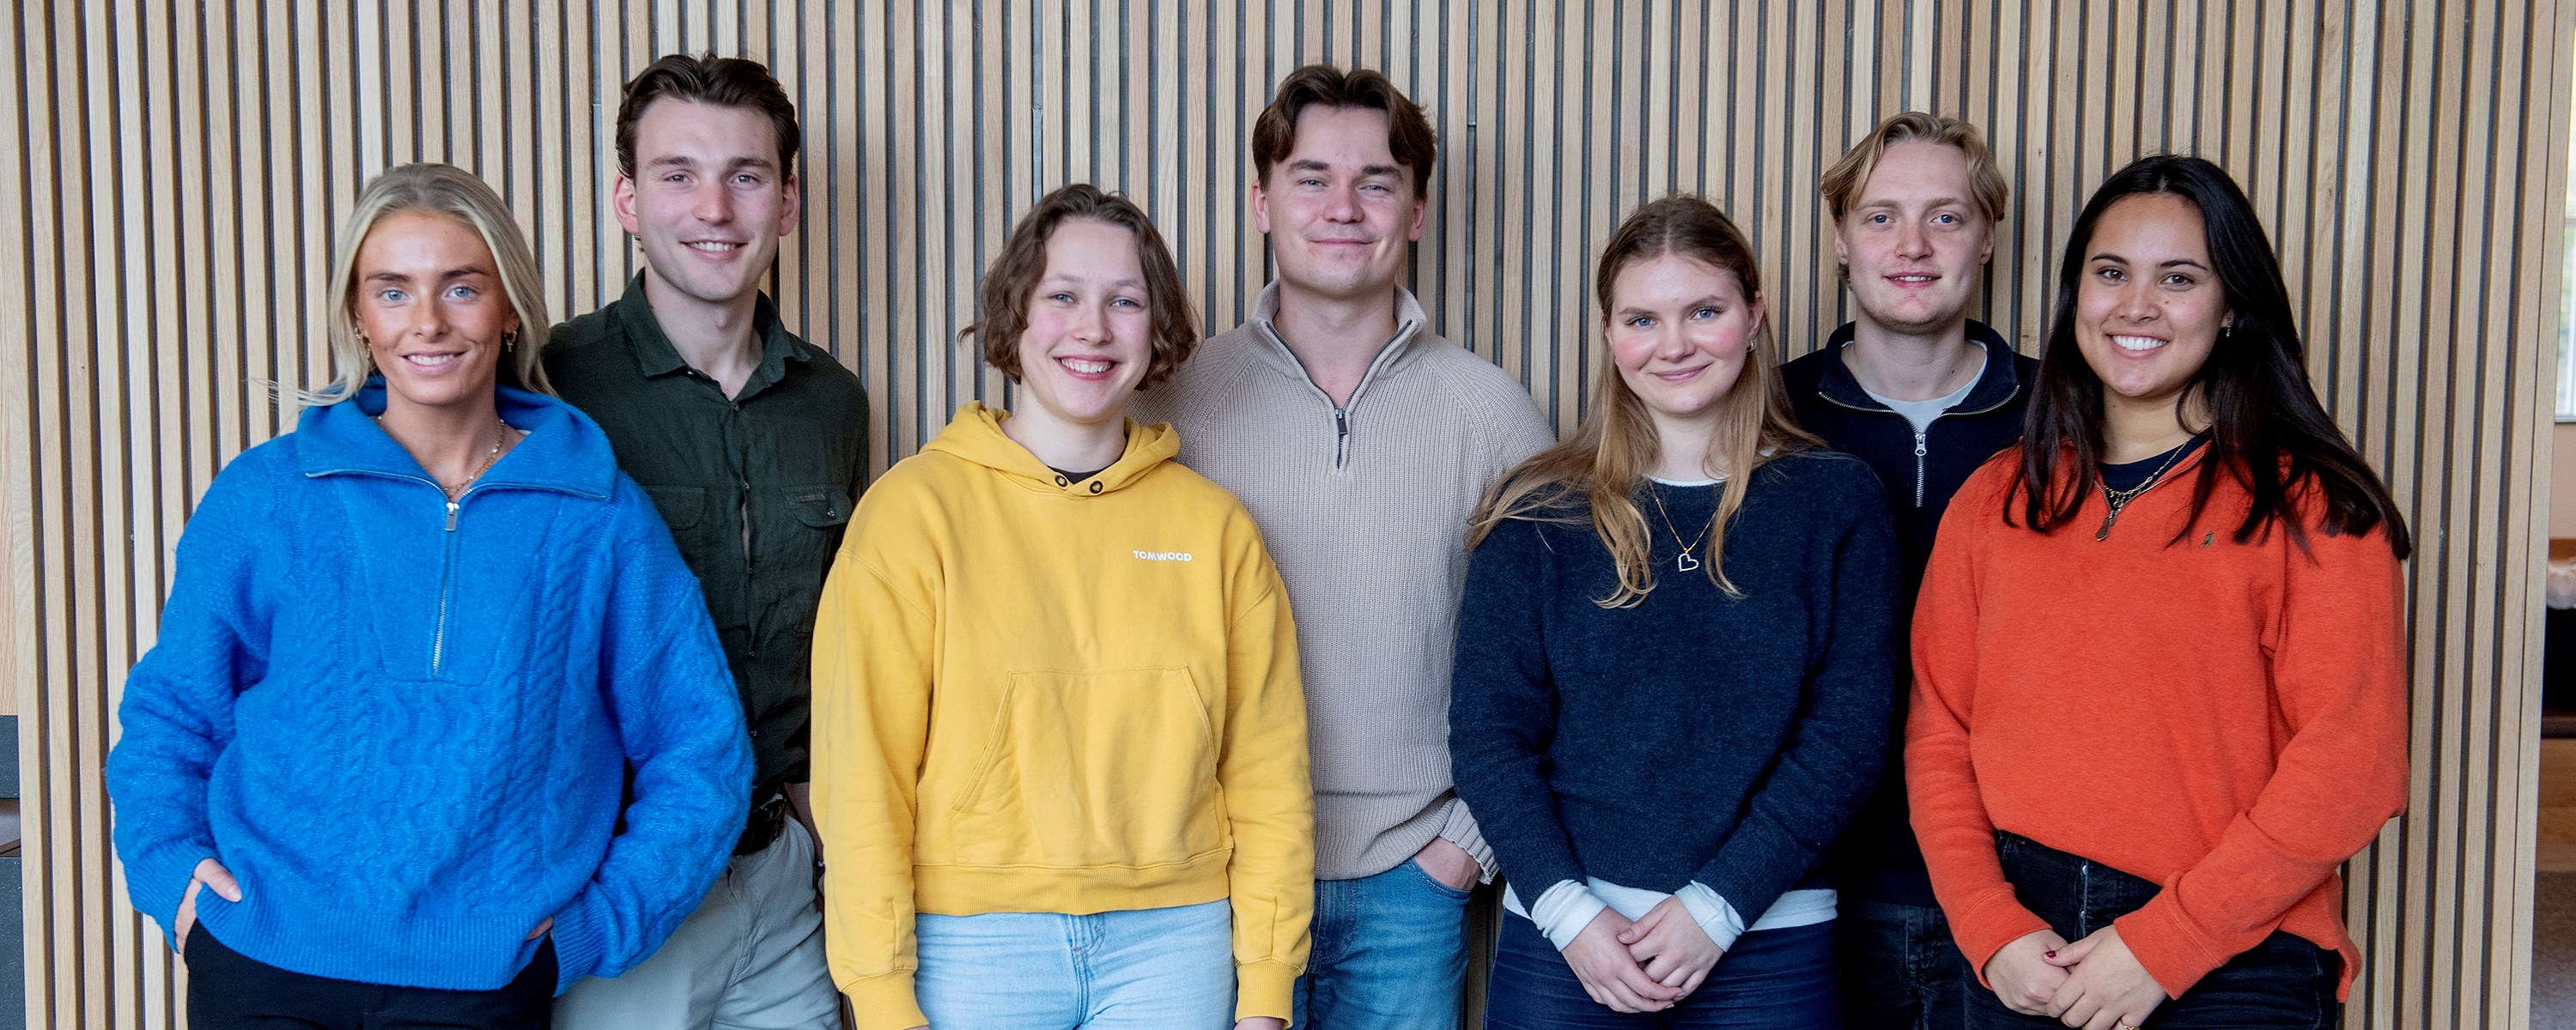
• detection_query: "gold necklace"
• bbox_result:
[380,416,513,500]
[1643,482,1715,573]
[2094,439,2195,541]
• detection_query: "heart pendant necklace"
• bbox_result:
[1645,484,1713,573]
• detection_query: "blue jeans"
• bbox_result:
[1292,858,1472,1030]
[1838,896,1972,1029]
[1486,913,1839,1029]
[914,900,1233,1029]
[1965,832,2340,1029]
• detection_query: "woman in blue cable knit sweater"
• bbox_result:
[104,163,751,1030]
[1450,196,1899,1028]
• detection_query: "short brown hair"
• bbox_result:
[1819,112,2008,224]
[615,53,801,179]
[1252,64,1437,195]
[966,185,1200,391]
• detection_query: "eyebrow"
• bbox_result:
[2089,251,2212,271]
[1859,197,1971,209]
[1615,294,1730,318]
[1040,272,1148,290]
[642,154,777,173]
[1285,158,1404,179]
[362,266,493,283]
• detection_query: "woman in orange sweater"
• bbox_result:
[1906,154,2410,1030]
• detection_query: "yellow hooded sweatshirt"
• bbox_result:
[812,403,1314,1030]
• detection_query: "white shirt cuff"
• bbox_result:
[1675,882,1747,952]
[1527,880,1611,952]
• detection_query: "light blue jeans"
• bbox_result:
[1293,858,1473,1030]
[914,900,1234,1029]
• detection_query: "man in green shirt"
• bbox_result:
[547,53,866,1030]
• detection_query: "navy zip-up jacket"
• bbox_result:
[1779,319,2034,906]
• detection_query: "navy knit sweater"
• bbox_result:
[1449,451,1899,925]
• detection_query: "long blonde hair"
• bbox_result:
[1468,195,1817,606]
[301,163,553,406]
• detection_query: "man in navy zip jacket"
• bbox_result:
[1779,112,2038,1030]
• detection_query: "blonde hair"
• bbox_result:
[1467,196,1818,606]
[1818,112,2010,224]
[302,163,553,405]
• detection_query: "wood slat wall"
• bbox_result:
[2,2,2565,1026]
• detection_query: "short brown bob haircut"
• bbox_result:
[966,185,1200,391]
[1252,64,1439,196]
[615,52,802,179]
[1818,111,2009,225]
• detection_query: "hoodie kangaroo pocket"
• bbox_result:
[947,667,1224,869]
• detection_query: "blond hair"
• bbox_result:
[1467,196,1818,605]
[302,163,552,405]
[1818,112,2010,224]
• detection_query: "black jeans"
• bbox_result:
[1964,832,2339,1030]
[1838,896,1973,1030]
[185,928,556,1030]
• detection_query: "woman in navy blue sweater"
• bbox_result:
[104,164,751,1030]
[1451,195,1899,1028]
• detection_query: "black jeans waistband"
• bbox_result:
[1993,830,2163,942]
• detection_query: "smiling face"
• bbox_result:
[1834,140,1996,335]
[1249,105,1428,302]
[1012,218,1156,431]
[1605,253,1765,426]
[614,99,800,310]
[2073,192,2230,420]
[350,210,516,415]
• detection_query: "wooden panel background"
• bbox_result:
[0,2,2566,1026]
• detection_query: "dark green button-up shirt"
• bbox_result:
[545,275,869,798]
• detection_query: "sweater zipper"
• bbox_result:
[1912,432,1928,508]
[1334,409,1350,469]
[433,496,460,676]
[1261,318,1415,472]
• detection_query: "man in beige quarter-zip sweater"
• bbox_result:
[1133,64,1554,1030]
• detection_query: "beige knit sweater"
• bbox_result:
[1133,284,1556,881]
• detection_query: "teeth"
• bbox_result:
[2112,335,2166,352]
[687,241,741,252]
[1062,359,1112,373]
[1893,275,1935,282]
[404,354,459,367]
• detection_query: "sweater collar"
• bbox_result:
[1242,281,1431,395]
[1813,318,2021,415]
[294,379,621,499]
[921,401,1181,497]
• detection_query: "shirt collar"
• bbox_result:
[611,273,808,395]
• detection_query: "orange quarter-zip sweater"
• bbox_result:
[1906,449,2406,1001]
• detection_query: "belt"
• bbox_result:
[736,792,790,856]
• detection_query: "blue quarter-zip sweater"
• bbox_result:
[106,382,752,993]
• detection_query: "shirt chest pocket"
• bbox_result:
[775,484,854,626]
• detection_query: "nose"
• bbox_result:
[1894,219,1930,259]
[1069,298,1112,344]
[693,179,733,226]
[2112,278,2159,323]
[1652,322,1695,361]
[411,293,452,340]
[1324,182,1364,223]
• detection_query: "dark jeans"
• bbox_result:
[1487,913,1839,1029]
[1838,896,1972,1030]
[186,927,556,1030]
[1965,832,2340,1030]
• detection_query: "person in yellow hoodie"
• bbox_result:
[811,183,1315,1030]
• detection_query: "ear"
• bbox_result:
[1976,220,1997,265]
[1745,294,1768,347]
[1405,192,1428,243]
[1831,221,1850,267]
[777,173,803,239]
[612,173,642,238]
[1249,177,1273,236]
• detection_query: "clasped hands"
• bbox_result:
[1984,926,2169,1030]
[1563,897,1721,1013]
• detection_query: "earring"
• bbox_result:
[503,328,519,350]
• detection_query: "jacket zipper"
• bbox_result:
[433,497,460,676]
[1912,432,1929,508]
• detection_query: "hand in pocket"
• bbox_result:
[173,858,242,954]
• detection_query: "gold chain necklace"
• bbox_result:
[1644,482,1716,573]
[2094,439,2195,542]
[380,416,513,500]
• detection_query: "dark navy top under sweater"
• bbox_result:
[1449,451,1899,925]
[1779,321,2034,906]
[104,382,753,993]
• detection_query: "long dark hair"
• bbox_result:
[2014,155,2409,559]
